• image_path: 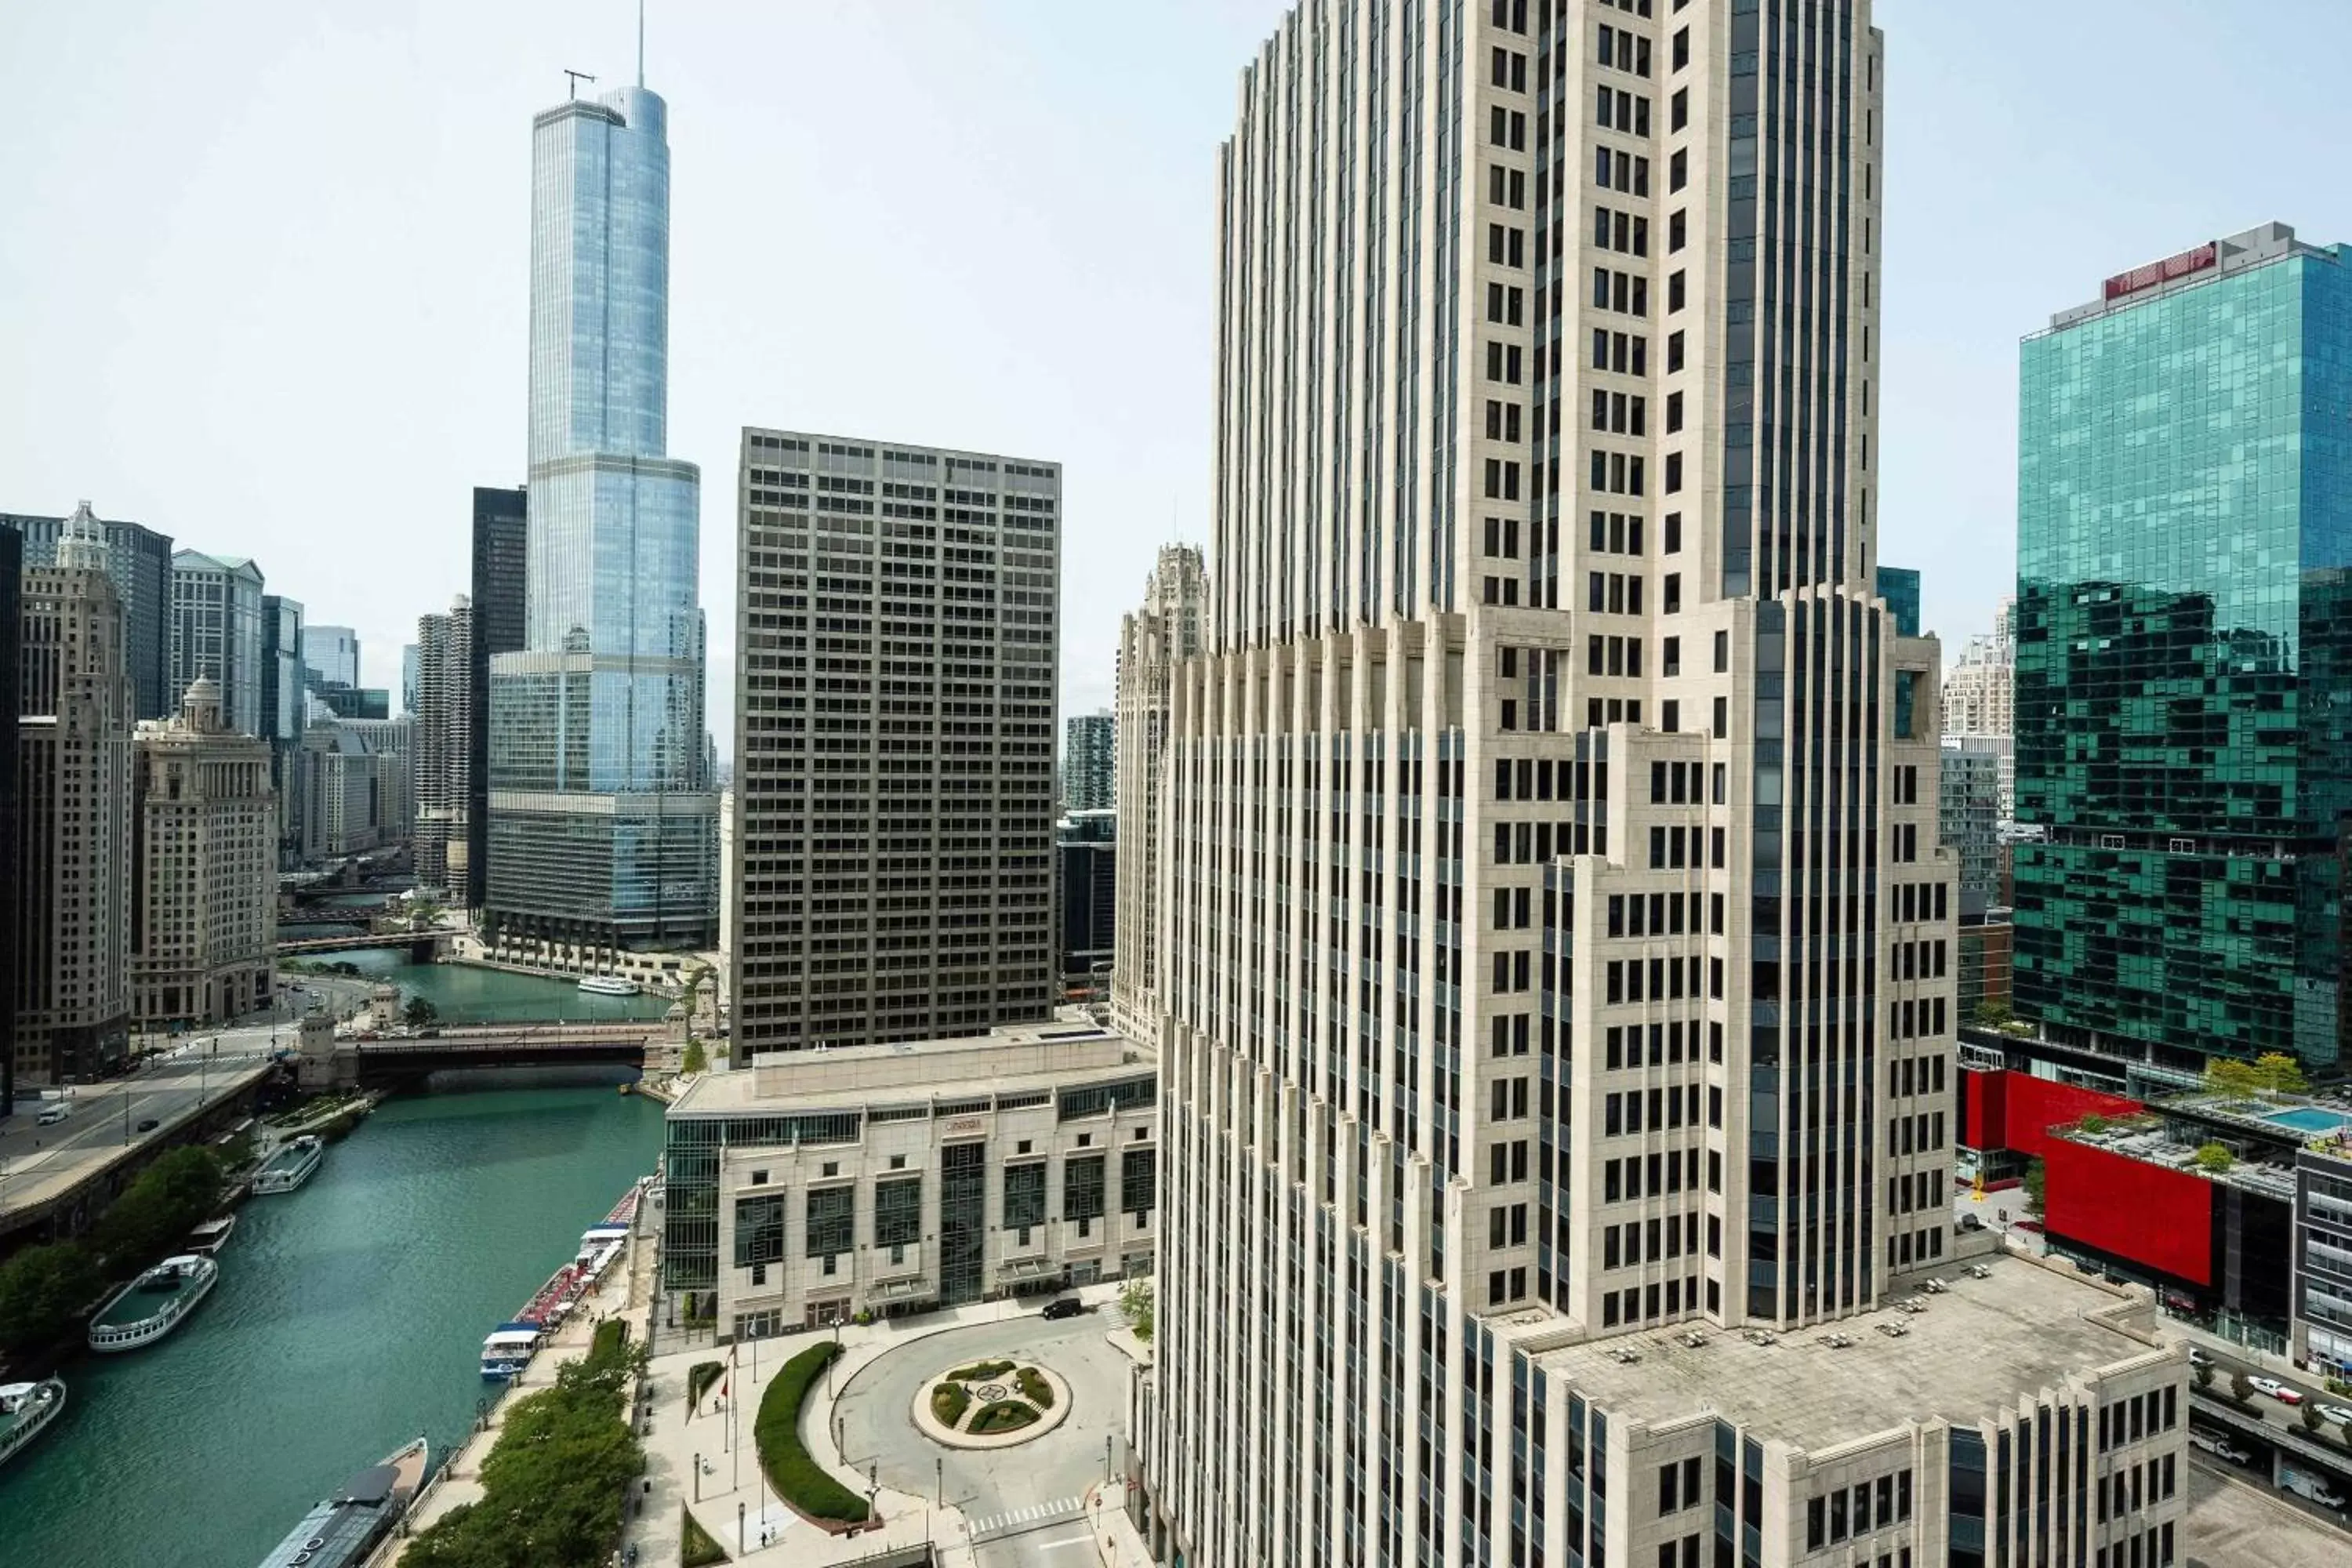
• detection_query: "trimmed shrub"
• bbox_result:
[1016,1367,1054,1409]
[754,1342,869,1525]
[969,1399,1040,1436]
[931,1382,971,1428]
[688,1359,724,1407]
[946,1359,1016,1381]
[682,1504,731,1566]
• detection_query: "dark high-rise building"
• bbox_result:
[2015,223,2352,1073]
[0,527,17,1114]
[2,506,174,718]
[466,485,528,911]
[1055,808,1116,993]
[260,593,304,864]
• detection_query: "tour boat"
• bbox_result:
[252,1135,325,1195]
[479,1178,646,1378]
[0,1377,66,1468]
[186,1215,238,1255]
[253,1436,430,1568]
[88,1255,219,1352]
[479,1323,541,1381]
[576,975,641,996]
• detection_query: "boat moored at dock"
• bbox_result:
[479,1324,540,1381]
[0,1378,66,1468]
[477,1178,646,1380]
[253,1436,430,1568]
[252,1135,325,1195]
[576,974,641,996]
[89,1255,219,1352]
[185,1215,238,1255]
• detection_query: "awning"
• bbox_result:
[996,1256,1062,1282]
[870,1277,935,1304]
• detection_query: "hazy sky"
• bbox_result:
[4,1,2347,746]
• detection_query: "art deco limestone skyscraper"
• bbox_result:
[1143,6,2184,1568]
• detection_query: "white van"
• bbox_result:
[2281,1467,2347,1509]
[2188,1428,2250,1465]
[35,1102,71,1125]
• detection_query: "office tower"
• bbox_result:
[2016,223,2352,1074]
[171,550,266,739]
[412,597,473,896]
[468,486,528,911]
[1145,10,2181,1568]
[1064,710,1114,810]
[1056,808,1116,995]
[131,678,276,1027]
[481,71,717,966]
[311,686,390,721]
[731,430,1059,1052]
[401,643,419,717]
[0,528,16,1112]
[1942,596,2013,818]
[1940,738,2002,918]
[298,716,412,859]
[1875,564,1920,637]
[13,504,133,1083]
[2,506,175,720]
[1110,542,1207,1044]
[260,593,305,866]
[301,625,361,690]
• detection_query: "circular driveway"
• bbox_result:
[833,1311,1127,1552]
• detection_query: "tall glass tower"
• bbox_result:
[483,68,717,964]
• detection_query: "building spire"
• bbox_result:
[637,0,645,88]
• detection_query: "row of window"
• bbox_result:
[1604,1018,1723,1070]
[1804,1470,1916,1549]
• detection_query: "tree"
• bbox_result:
[91,1146,227,1266]
[2252,1051,2309,1097]
[405,894,445,929]
[2303,1399,2325,1433]
[681,1037,709,1076]
[1973,999,2013,1028]
[0,1242,102,1352]
[2078,1113,2110,1136]
[2022,1158,2046,1218]
[403,997,441,1029]
[2193,1361,2214,1390]
[2340,1418,2352,1451]
[2203,1058,2261,1100]
[2232,1370,2254,1405]
[1120,1278,1156,1344]
[2191,1142,2236,1175]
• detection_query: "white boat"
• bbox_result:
[576,975,640,997]
[89,1255,218,1352]
[252,1135,325,1195]
[186,1215,238,1255]
[480,1324,541,1381]
[0,1377,66,1468]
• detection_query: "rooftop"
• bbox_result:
[1523,1253,2163,1453]
[2039,221,2341,335]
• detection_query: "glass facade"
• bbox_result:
[485,82,715,950]
[1876,564,1921,637]
[2015,234,2352,1069]
[170,551,265,739]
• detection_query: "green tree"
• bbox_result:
[91,1146,226,1266]
[1120,1278,1156,1344]
[2191,1142,2236,1175]
[1973,999,2013,1028]
[404,997,441,1029]
[681,1037,709,1075]
[0,1241,102,1352]
[2022,1158,2046,1218]
[2078,1113,2110,1136]
[2252,1051,2310,1097]
[2302,1399,2325,1433]
[2193,1361,2213,1390]
[2340,1418,2352,1450]
[2203,1058,2261,1100]
[405,894,445,929]
[2232,1370,2254,1404]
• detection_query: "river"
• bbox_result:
[0,1086,666,1567]
[296,949,674,1026]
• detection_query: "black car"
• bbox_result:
[136,1118,160,1133]
[1040,1296,1084,1320]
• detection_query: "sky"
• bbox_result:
[2,1,2347,750]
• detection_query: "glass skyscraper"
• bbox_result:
[483,72,717,960]
[2014,222,2352,1072]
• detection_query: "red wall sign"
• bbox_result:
[2043,1135,2215,1287]
[2103,241,2217,302]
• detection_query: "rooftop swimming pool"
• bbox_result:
[2263,1105,2352,1135]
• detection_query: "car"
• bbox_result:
[2014,1218,2045,1234]
[2319,1403,2352,1428]
[136,1118,159,1133]
[1040,1297,1084,1320]
[1957,1213,1985,1232]
[2187,1348,2212,1368]
[2247,1375,2303,1406]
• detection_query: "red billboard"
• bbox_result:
[2043,1136,2214,1287]
[2103,241,2216,301]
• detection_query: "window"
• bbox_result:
[735,1194,786,1267]
[1064,1153,1107,1224]
[805,1185,854,1257]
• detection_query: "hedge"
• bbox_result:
[1015,1367,1054,1409]
[688,1359,725,1407]
[931,1382,971,1428]
[946,1359,1015,1381]
[969,1399,1039,1436]
[681,1504,731,1567]
[755,1342,869,1525]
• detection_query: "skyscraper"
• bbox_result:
[412,597,473,897]
[1110,541,1206,1045]
[731,430,1059,1051]
[172,550,266,739]
[0,527,17,1113]
[1142,9,2180,1567]
[401,643,419,717]
[467,485,528,911]
[1063,710,1113,811]
[14,504,132,1084]
[2015,223,2352,1073]
[2,506,174,718]
[260,593,305,865]
[1943,596,2013,818]
[301,625,361,691]
[481,68,717,964]
[131,678,275,1027]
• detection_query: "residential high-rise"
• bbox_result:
[0,527,17,1112]
[301,625,361,691]
[260,593,305,866]
[2016,223,2352,1074]
[131,678,275,1027]
[412,597,473,896]
[1143,10,2182,1568]
[1940,736,2002,918]
[1942,595,2013,818]
[1109,542,1206,1044]
[731,430,1059,1051]
[467,485,528,911]
[2,506,174,718]
[171,550,266,739]
[297,716,412,859]
[481,71,717,965]
[13,503,132,1083]
[1063,710,1113,811]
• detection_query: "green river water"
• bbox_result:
[0,1086,666,1567]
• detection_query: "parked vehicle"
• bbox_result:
[1957,1214,1984,1232]
[2014,1218,2044,1234]
[2318,1403,2352,1429]
[2248,1375,2303,1406]
[1040,1297,1084,1320]
[136,1118,159,1133]
[2188,1428,2251,1465]
[2281,1465,2347,1509]
[36,1103,71,1126]
[2187,1348,2212,1368]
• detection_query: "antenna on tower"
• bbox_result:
[637,0,646,88]
[564,67,597,100]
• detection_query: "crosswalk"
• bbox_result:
[967,1494,1088,1541]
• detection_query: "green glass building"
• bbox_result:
[2014,222,2352,1073]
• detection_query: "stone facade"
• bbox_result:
[131,679,275,1028]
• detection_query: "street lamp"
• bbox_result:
[692,1451,701,1504]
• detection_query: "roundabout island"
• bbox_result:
[911,1356,1073,1449]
